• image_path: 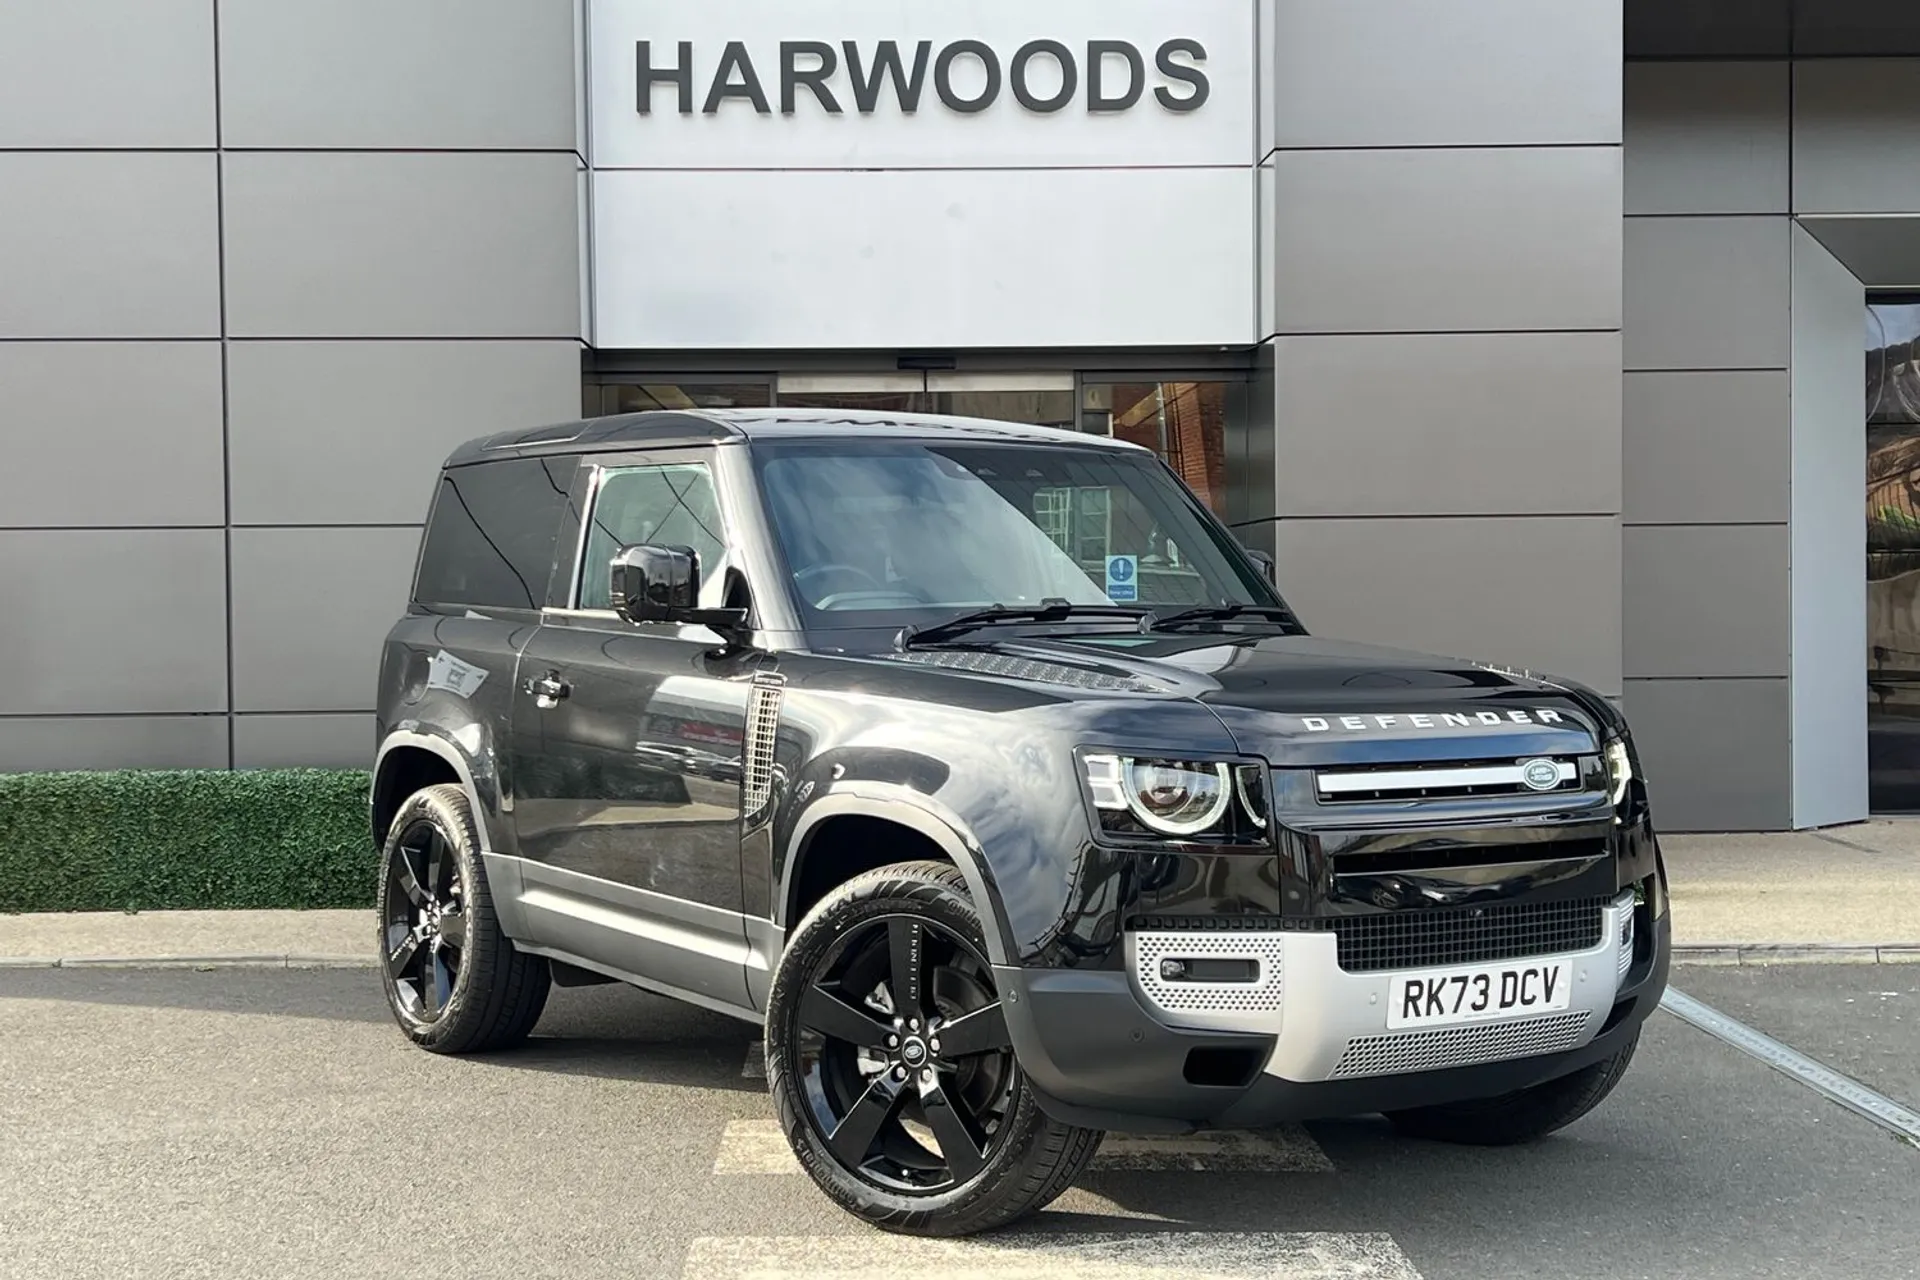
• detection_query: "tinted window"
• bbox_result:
[413,456,577,609]
[577,462,729,610]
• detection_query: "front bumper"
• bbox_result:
[998,896,1670,1134]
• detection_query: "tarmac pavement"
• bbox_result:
[0,963,1915,1280]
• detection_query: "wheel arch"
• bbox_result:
[779,787,1014,967]
[372,729,497,853]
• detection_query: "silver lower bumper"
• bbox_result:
[1125,892,1637,1083]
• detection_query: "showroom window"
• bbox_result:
[1080,381,1244,517]
[1866,298,1920,812]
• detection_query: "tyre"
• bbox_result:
[377,783,551,1054]
[1383,1032,1640,1145]
[764,860,1103,1237]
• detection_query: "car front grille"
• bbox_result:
[1330,1010,1594,1079]
[1334,895,1610,973]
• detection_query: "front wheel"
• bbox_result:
[377,783,551,1054]
[764,860,1103,1236]
[1384,1033,1640,1145]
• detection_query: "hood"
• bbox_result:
[887,630,1611,767]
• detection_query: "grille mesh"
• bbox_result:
[1335,896,1609,973]
[1132,932,1285,1018]
[893,649,1161,692]
[1331,1011,1593,1079]
[742,679,781,816]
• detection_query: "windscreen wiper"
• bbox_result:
[1143,603,1301,633]
[895,599,1151,649]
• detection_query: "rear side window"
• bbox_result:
[413,456,577,610]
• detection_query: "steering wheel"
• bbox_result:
[793,562,887,601]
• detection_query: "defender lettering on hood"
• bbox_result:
[1299,709,1566,732]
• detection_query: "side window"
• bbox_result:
[577,462,730,611]
[414,456,578,610]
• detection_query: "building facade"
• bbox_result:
[4,0,1920,832]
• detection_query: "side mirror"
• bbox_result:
[1246,548,1277,586]
[610,544,697,624]
[609,542,752,645]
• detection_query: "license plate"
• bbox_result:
[1385,959,1572,1030]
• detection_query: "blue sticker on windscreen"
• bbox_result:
[1105,554,1139,602]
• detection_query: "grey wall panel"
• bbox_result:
[1800,215,1920,288]
[1793,60,1920,215]
[234,715,375,770]
[228,341,583,526]
[0,0,215,148]
[0,343,224,528]
[1793,0,1920,56]
[0,153,220,340]
[0,530,227,715]
[229,527,422,713]
[1272,332,1621,517]
[1789,225,1869,828]
[1622,678,1790,831]
[1622,525,1790,678]
[1622,371,1790,525]
[1273,516,1622,695]
[1623,217,1791,371]
[219,0,575,150]
[1623,62,1788,216]
[0,717,228,773]
[222,152,581,339]
[1271,148,1622,335]
[1270,0,1620,148]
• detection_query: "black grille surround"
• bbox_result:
[1129,895,1613,974]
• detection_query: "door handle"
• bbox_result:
[525,673,570,707]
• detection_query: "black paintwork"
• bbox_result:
[372,407,1671,1125]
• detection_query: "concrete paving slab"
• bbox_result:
[1661,823,1920,946]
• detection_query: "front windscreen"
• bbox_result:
[751,438,1285,629]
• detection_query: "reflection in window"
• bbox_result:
[1866,299,1920,811]
[585,382,773,416]
[1081,382,1234,514]
[577,463,730,611]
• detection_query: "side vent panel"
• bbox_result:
[743,673,784,818]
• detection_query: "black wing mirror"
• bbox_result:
[610,543,752,644]
[1245,548,1277,586]
[610,544,697,623]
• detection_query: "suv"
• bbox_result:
[371,408,1670,1237]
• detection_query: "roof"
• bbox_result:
[442,406,1148,467]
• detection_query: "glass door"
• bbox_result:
[1866,297,1920,811]
[1079,380,1247,517]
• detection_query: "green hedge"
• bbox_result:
[0,769,375,913]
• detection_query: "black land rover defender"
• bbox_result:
[371,408,1670,1237]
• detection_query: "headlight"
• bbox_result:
[1082,753,1266,841]
[1603,737,1633,807]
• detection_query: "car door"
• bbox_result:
[506,449,761,1014]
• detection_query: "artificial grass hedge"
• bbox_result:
[0,769,376,913]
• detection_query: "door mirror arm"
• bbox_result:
[610,544,754,647]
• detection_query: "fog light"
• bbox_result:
[1160,958,1188,981]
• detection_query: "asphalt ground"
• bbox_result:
[1,964,1915,1280]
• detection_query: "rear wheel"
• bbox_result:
[1384,1033,1640,1145]
[377,783,550,1054]
[764,860,1103,1236]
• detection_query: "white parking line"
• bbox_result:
[712,1119,1334,1176]
[682,1232,1424,1279]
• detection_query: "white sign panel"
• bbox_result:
[585,0,1256,169]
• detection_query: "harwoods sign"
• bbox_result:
[636,38,1210,116]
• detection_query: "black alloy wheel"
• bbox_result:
[383,814,469,1023]
[375,784,550,1054]
[796,911,1015,1193]
[764,861,1102,1236]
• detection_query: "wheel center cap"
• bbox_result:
[900,1037,927,1067]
